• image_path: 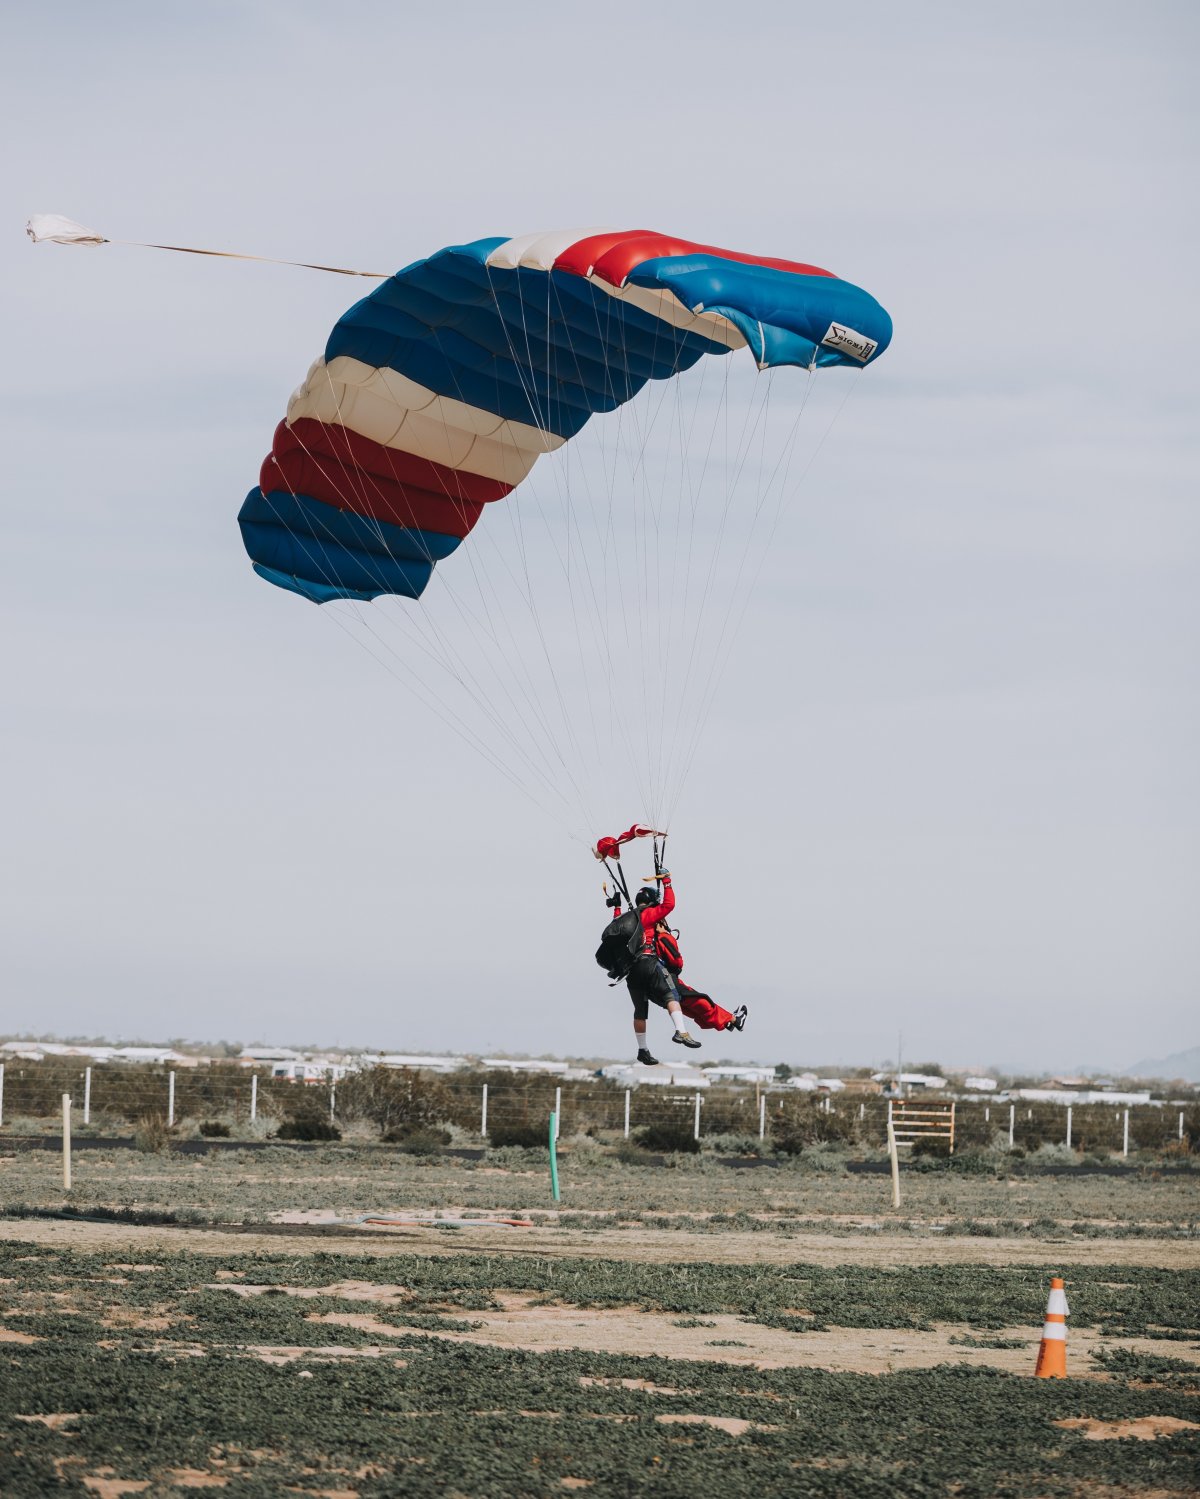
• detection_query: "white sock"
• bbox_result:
[634,1028,648,1056]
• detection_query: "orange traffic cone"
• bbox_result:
[1034,1276,1069,1377]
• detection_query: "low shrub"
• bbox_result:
[134,1114,172,1153]
[383,1125,452,1154]
[198,1120,231,1138]
[275,1115,341,1142]
[488,1123,549,1149]
[635,1122,700,1155]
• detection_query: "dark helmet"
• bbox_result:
[635,886,659,907]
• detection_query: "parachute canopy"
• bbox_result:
[239,228,892,605]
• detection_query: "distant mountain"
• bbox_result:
[1127,1045,1200,1083]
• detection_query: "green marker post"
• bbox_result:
[549,1110,560,1202]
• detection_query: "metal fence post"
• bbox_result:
[62,1094,72,1191]
[1065,1105,1072,1149]
[167,1071,176,1128]
[83,1067,92,1126]
[1,1061,7,1126]
[250,1073,258,1123]
[1122,1109,1129,1157]
[1180,1111,1185,1141]
[1008,1104,1015,1149]
[759,1093,767,1140]
[554,1085,561,1142]
[329,1077,336,1123]
[623,1089,630,1139]
[693,1092,701,1141]
[481,1083,488,1139]
[984,1106,990,1123]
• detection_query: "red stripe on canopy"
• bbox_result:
[554,231,836,288]
[262,418,511,537]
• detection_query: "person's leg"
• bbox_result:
[648,963,700,1048]
[676,984,730,1031]
[627,981,657,1063]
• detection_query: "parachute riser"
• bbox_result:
[602,858,633,908]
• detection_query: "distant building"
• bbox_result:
[702,1066,777,1085]
[1012,1087,1152,1106]
[964,1076,999,1092]
[367,1054,469,1073]
[598,1063,710,1089]
[872,1072,948,1091]
[779,1073,820,1091]
[480,1058,576,1076]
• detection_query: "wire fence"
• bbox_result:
[0,1059,1195,1156]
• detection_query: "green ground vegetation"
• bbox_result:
[1,1243,1198,1497]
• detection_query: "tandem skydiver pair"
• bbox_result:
[593,827,747,1065]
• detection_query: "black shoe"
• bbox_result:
[672,1030,701,1049]
[733,1005,748,1032]
[637,1048,659,1066]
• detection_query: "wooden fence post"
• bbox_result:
[886,1115,901,1208]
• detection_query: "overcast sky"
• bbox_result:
[3,1,1197,1073]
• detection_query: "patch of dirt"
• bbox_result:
[15,1412,83,1430]
[100,1306,179,1331]
[580,1377,689,1395]
[164,1473,229,1490]
[305,1311,408,1339]
[300,1293,1200,1376]
[655,1414,781,1437]
[245,1344,408,1366]
[82,1474,150,1497]
[1054,1415,1200,1441]
[7,1218,1199,1269]
[0,1324,42,1343]
[206,1279,408,1303]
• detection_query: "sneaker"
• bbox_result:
[671,1030,701,1049]
[636,1047,660,1066]
[733,1005,748,1032]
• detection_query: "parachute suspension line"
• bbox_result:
[655,358,774,819]
[476,268,607,816]
[666,372,863,825]
[653,340,727,823]
[663,369,809,822]
[557,281,665,823]
[275,427,592,819]
[405,328,598,804]
[292,372,582,806]
[603,857,632,907]
[246,485,564,816]
[483,266,651,827]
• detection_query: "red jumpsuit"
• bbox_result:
[653,925,736,1032]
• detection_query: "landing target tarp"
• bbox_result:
[239,229,892,604]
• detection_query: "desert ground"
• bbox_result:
[2,1141,1197,1495]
